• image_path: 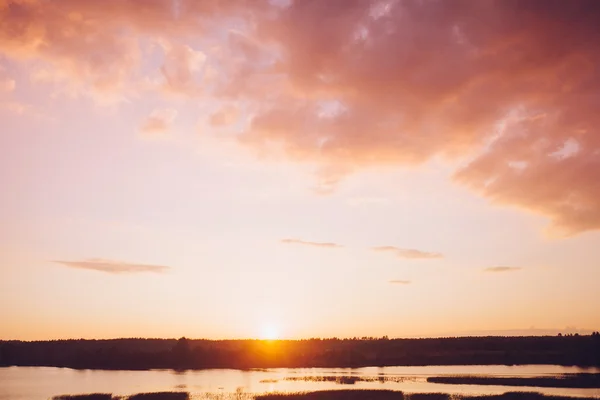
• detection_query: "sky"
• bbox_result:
[1,0,600,340]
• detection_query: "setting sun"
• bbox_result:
[260,323,280,340]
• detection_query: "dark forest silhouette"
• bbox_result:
[2,334,600,370]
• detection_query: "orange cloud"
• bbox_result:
[281,238,343,249]
[0,0,259,100]
[0,0,143,102]
[53,258,170,274]
[139,108,177,138]
[373,246,443,260]
[389,280,411,285]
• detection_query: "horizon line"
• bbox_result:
[3,330,598,342]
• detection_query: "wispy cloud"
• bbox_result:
[281,238,343,248]
[53,258,171,274]
[389,280,411,285]
[373,246,443,260]
[484,266,522,273]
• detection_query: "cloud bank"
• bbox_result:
[54,259,171,274]
[3,0,600,234]
[389,280,411,285]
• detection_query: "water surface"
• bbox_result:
[1,365,599,400]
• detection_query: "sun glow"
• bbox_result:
[260,323,280,340]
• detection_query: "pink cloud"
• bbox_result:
[139,108,178,138]
[241,1,600,235]
[2,1,600,234]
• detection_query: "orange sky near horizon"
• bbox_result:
[1,0,600,341]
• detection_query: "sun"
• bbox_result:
[260,323,280,340]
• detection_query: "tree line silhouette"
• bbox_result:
[1,335,599,370]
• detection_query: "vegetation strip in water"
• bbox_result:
[255,390,600,400]
[52,392,190,400]
[127,392,190,400]
[284,376,419,384]
[52,395,113,400]
[51,391,600,400]
[427,374,600,389]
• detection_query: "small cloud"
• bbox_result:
[281,238,343,248]
[373,246,401,252]
[139,108,178,138]
[372,246,443,259]
[53,258,171,274]
[389,280,411,285]
[484,266,522,273]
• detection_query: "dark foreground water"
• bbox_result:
[1,365,600,400]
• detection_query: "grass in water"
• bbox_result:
[52,390,600,400]
[127,393,190,400]
[255,389,600,400]
[52,395,113,400]
[256,390,406,400]
[407,394,450,400]
[53,392,189,400]
[427,374,600,389]
[284,376,418,384]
